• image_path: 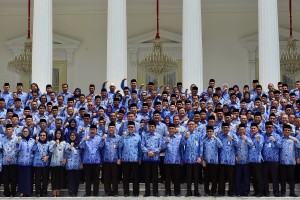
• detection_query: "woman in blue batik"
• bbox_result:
[63,118,77,142]
[49,129,67,197]
[17,127,35,197]
[64,132,82,196]
[32,131,51,197]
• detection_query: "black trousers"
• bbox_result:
[144,162,159,195]
[102,162,118,195]
[67,170,80,196]
[262,162,279,195]
[249,163,263,195]
[235,164,250,196]
[165,164,181,195]
[218,164,234,195]
[280,164,296,194]
[204,164,218,194]
[51,166,65,190]
[34,167,49,196]
[159,156,165,181]
[83,164,100,196]
[122,162,139,195]
[186,164,199,194]
[2,165,18,197]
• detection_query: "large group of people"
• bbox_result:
[0,78,300,197]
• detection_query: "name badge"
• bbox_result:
[195,140,198,146]
[113,144,117,149]
[268,143,272,148]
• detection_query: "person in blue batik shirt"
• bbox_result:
[248,123,264,197]
[279,124,300,197]
[235,124,253,197]
[161,123,182,197]
[0,124,18,197]
[119,121,141,197]
[217,122,239,196]
[17,127,35,197]
[49,129,67,197]
[141,120,162,197]
[181,120,202,197]
[262,121,281,197]
[201,126,222,197]
[101,122,121,197]
[79,124,103,197]
[64,132,82,197]
[32,131,51,197]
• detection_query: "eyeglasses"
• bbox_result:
[40,135,46,137]
[265,126,273,129]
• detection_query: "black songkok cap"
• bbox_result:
[40,119,47,123]
[90,124,97,129]
[168,123,175,128]
[128,121,135,126]
[5,124,12,128]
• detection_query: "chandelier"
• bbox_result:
[280,0,300,78]
[138,0,177,77]
[8,0,32,77]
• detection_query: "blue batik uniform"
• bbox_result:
[64,143,82,170]
[101,134,121,163]
[201,136,222,164]
[16,138,35,166]
[79,135,103,164]
[49,140,67,166]
[280,136,300,165]
[218,132,239,165]
[32,141,51,167]
[181,131,202,164]
[119,132,141,162]
[262,132,281,162]
[141,132,162,162]
[0,135,18,165]
[161,134,182,164]
[248,133,264,163]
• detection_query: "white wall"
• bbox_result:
[0,8,299,94]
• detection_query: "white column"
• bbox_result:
[107,0,127,89]
[258,0,280,90]
[182,0,203,92]
[32,0,53,91]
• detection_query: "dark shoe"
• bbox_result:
[124,193,129,197]
[185,192,192,197]
[133,194,139,197]
[143,194,150,197]
[204,193,209,197]
[281,193,286,197]
[257,193,263,197]
[274,193,280,197]
[36,194,40,198]
[102,193,109,197]
[164,192,170,197]
[194,192,201,197]
[175,193,181,197]
[290,193,298,197]
[153,193,160,197]
[251,193,258,197]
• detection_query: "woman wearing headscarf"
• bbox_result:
[32,131,51,197]
[64,132,82,196]
[64,118,78,143]
[73,88,82,102]
[17,127,35,197]
[49,129,67,197]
